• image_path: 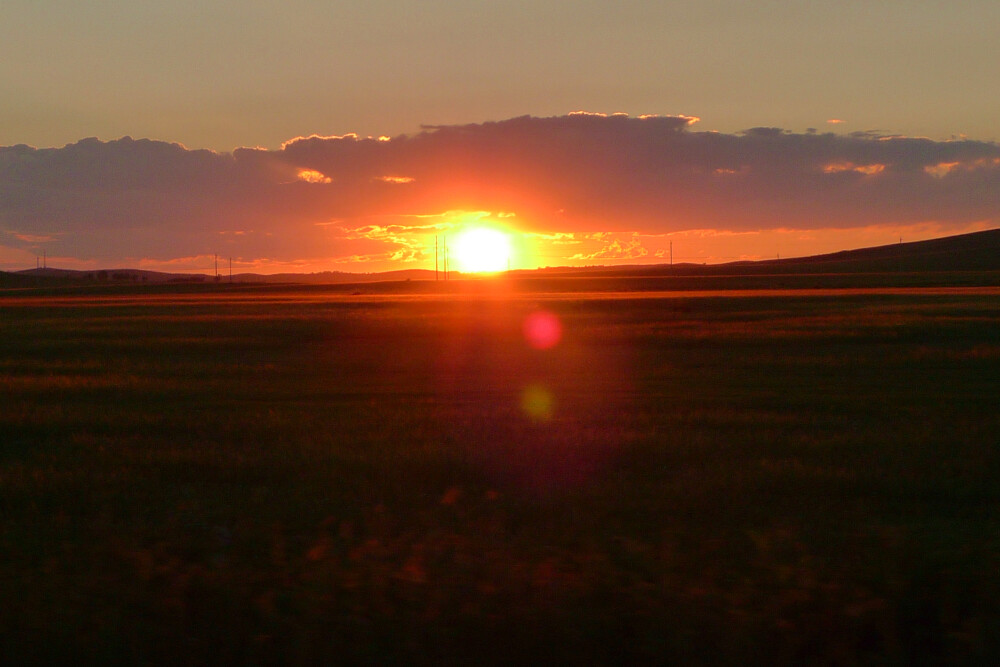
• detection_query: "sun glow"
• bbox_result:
[452,227,512,273]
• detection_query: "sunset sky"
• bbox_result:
[2,1,998,274]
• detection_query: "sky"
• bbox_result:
[2,1,998,273]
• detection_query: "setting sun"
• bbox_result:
[452,227,512,273]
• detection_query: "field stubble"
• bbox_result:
[1,284,999,664]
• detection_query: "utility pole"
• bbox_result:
[435,235,439,281]
[670,241,673,266]
[229,257,232,282]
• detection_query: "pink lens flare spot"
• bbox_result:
[523,310,562,350]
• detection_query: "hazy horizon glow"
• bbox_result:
[2,113,998,274]
[3,1,998,273]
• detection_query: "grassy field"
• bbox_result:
[2,281,999,664]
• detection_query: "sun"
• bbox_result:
[452,227,511,273]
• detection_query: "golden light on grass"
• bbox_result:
[452,227,512,273]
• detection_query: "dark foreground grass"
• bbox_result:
[1,284,999,664]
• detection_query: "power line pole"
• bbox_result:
[435,235,439,281]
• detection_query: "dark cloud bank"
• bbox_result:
[2,113,998,264]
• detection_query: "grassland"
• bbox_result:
[1,280,999,664]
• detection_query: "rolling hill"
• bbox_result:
[2,228,998,289]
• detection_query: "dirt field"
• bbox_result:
[2,280,999,664]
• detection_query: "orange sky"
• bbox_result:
[4,1,1000,274]
[4,2,999,152]
[2,114,998,274]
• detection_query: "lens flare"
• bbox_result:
[523,310,562,350]
[521,384,554,421]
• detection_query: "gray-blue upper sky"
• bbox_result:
[3,0,998,151]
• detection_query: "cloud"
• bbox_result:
[2,114,999,270]
[297,169,332,184]
[571,234,649,261]
[7,230,56,243]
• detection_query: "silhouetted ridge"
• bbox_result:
[3,228,998,288]
[756,228,1000,272]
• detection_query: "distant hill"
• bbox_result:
[230,269,439,284]
[1,266,443,287]
[3,228,998,289]
[1,267,210,288]
[528,228,1000,277]
[740,227,1000,274]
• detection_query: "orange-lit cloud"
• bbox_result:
[822,162,885,175]
[297,169,332,184]
[2,114,999,272]
[8,231,56,243]
[570,235,649,261]
[923,162,960,177]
